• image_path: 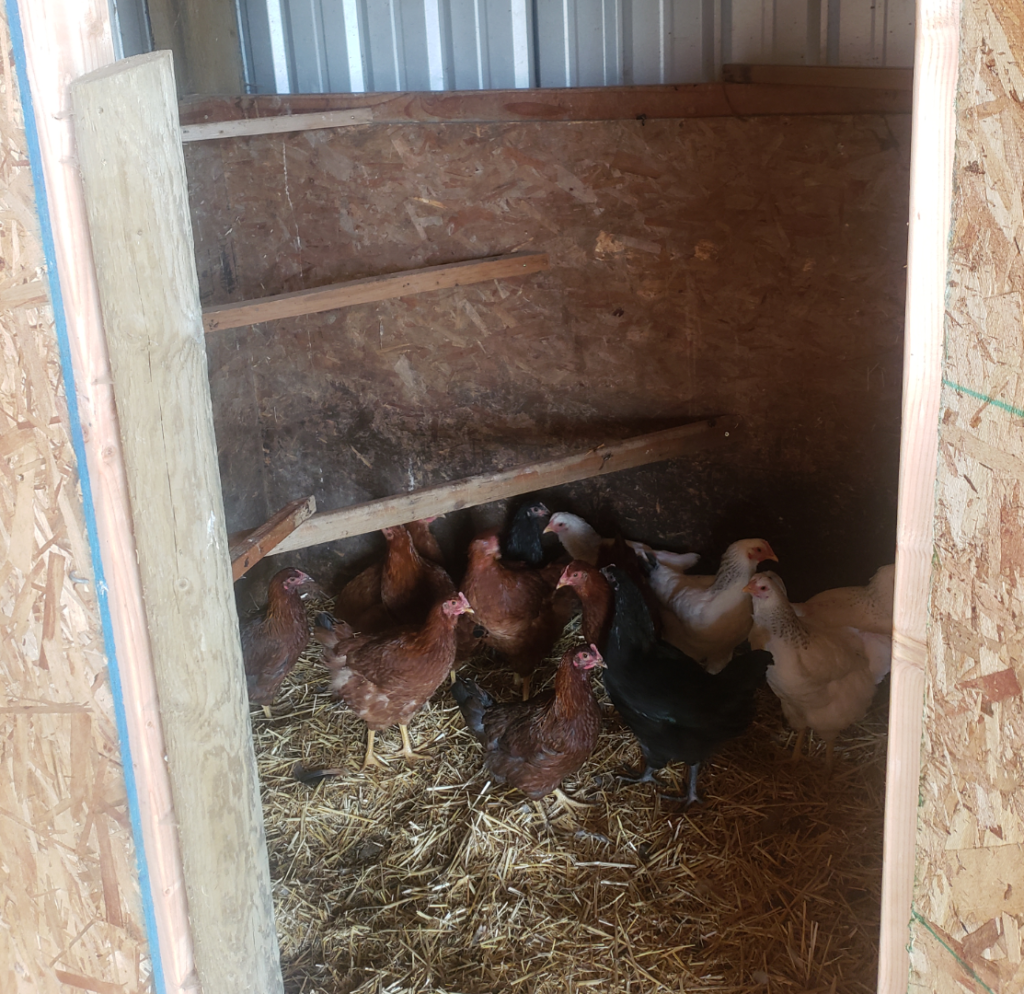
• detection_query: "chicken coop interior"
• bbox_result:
[174,10,910,989]
[20,0,1024,991]
[27,0,1013,992]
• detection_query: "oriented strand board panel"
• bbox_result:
[0,10,149,993]
[71,52,282,994]
[187,107,910,600]
[910,1,1024,991]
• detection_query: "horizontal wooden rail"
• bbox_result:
[180,82,913,129]
[723,64,914,90]
[230,495,315,580]
[202,253,549,332]
[181,108,371,142]
[273,417,737,554]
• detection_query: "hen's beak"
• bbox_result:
[555,572,571,590]
[759,542,779,563]
[742,579,760,595]
[542,523,555,534]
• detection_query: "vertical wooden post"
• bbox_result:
[14,1,198,989]
[147,0,245,96]
[71,52,282,994]
[878,1,961,992]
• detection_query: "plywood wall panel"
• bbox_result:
[187,111,909,600]
[910,1,1024,991]
[0,9,148,991]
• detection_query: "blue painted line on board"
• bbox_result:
[3,7,168,993]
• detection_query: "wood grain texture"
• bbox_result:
[189,110,909,619]
[13,1,196,990]
[273,419,736,553]
[231,495,315,578]
[879,3,962,994]
[203,252,549,332]
[148,0,244,98]
[71,52,282,994]
[905,1,1024,992]
[879,1,963,989]
[0,10,150,991]
[182,108,373,142]
[179,82,913,127]
[723,64,915,90]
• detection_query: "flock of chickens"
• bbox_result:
[239,500,894,807]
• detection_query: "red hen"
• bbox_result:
[451,644,606,800]
[314,593,474,768]
[240,567,319,713]
[461,530,575,699]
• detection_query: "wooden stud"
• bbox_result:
[71,52,283,994]
[179,82,913,129]
[273,417,737,554]
[231,495,316,580]
[723,64,914,90]
[181,108,372,142]
[15,2,197,989]
[878,2,961,993]
[147,0,245,97]
[202,252,550,332]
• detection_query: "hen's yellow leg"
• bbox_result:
[362,729,389,769]
[790,727,807,763]
[399,724,428,764]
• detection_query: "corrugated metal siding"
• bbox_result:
[237,0,915,95]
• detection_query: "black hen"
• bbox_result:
[501,501,560,567]
[600,565,771,805]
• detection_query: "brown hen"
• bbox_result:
[556,560,613,648]
[451,644,605,801]
[334,518,448,632]
[461,531,575,699]
[314,593,474,768]
[240,567,319,714]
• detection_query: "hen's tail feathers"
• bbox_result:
[652,549,701,573]
[291,762,345,787]
[313,612,355,649]
[719,649,773,694]
[451,675,492,742]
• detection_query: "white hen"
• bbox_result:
[794,563,895,635]
[648,538,777,673]
[745,572,891,769]
[542,511,655,566]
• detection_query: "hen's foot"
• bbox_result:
[616,764,659,785]
[550,787,593,811]
[658,764,702,807]
[399,724,430,765]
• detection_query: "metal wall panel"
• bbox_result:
[235,0,915,95]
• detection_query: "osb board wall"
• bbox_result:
[909,2,1024,992]
[185,109,910,602]
[0,11,149,993]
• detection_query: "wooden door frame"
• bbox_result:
[878,2,961,992]
[16,0,961,987]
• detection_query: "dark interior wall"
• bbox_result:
[184,111,909,608]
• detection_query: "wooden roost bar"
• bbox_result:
[8,0,1024,991]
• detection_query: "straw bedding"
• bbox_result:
[252,611,887,994]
